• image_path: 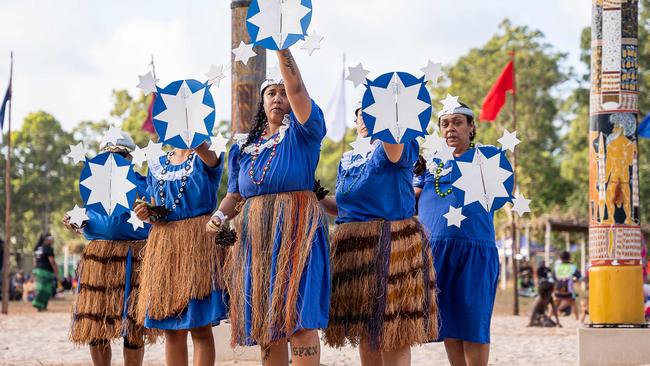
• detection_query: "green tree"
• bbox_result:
[0,111,80,264]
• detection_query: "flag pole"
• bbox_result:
[150,54,157,79]
[509,50,519,316]
[2,51,14,314]
[341,53,347,156]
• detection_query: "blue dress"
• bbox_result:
[335,140,418,223]
[227,100,330,345]
[143,153,228,330]
[325,139,438,350]
[414,148,499,344]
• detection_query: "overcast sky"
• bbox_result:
[0,0,591,132]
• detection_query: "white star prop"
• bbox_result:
[443,206,466,228]
[301,31,324,56]
[137,71,159,96]
[131,146,147,169]
[144,140,166,162]
[440,94,461,114]
[346,63,370,88]
[452,149,512,212]
[349,136,374,157]
[248,0,311,49]
[421,134,446,153]
[421,60,444,86]
[127,211,145,231]
[205,64,226,87]
[209,132,229,156]
[498,129,521,153]
[101,126,125,147]
[155,81,213,148]
[67,205,89,227]
[67,142,89,164]
[80,154,136,216]
[434,141,456,163]
[233,41,257,65]
[512,193,532,216]
[364,73,430,143]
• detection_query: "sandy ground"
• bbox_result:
[0,294,579,366]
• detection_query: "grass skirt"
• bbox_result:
[324,218,438,351]
[226,191,328,347]
[70,240,157,346]
[136,215,227,325]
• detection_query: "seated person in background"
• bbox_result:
[554,251,581,319]
[529,280,561,328]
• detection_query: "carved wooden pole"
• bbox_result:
[231,0,266,134]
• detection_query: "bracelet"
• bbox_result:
[212,210,227,222]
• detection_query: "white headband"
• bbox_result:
[437,106,474,119]
[260,78,285,94]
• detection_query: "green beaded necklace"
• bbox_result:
[434,143,474,198]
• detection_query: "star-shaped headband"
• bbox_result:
[99,132,136,153]
[260,78,285,95]
[437,106,475,119]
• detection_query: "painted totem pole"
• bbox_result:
[589,0,644,324]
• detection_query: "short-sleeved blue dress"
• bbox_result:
[227,100,330,346]
[137,152,228,331]
[414,146,500,344]
[70,173,155,346]
[324,140,438,351]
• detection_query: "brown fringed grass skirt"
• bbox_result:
[136,215,226,324]
[324,217,438,351]
[226,191,327,347]
[70,239,157,346]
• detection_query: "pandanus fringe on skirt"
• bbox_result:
[324,218,438,351]
[226,191,324,347]
[70,240,158,346]
[136,215,227,323]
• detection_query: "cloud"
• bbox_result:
[0,0,592,133]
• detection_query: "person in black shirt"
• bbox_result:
[32,233,58,311]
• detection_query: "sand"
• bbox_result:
[0,298,579,366]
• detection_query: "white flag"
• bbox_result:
[324,64,348,142]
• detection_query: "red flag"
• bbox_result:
[479,60,515,122]
[142,93,156,133]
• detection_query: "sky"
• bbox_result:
[0,0,591,132]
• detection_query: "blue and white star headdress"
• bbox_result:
[153,79,216,149]
[361,71,432,144]
[246,0,313,50]
[79,152,138,217]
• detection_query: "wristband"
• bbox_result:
[212,210,227,222]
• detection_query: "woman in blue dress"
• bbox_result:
[65,132,155,366]
[134,137,227,366]
[205,49,329,366]
[320,105,437,366]
[414,103,498,366]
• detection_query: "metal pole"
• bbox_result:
[588,0,644,324]
[509,50,519,316]
[545,221,551,265]
[2,51,13,314]
[231,0,266,134]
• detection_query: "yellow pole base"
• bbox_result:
[589,265,645,325]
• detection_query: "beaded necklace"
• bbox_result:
[248,132,281,185]
[434,143,474,198]
[159,150,194,211]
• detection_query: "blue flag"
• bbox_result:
[640,112,650,139]
[0,82,11,144]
